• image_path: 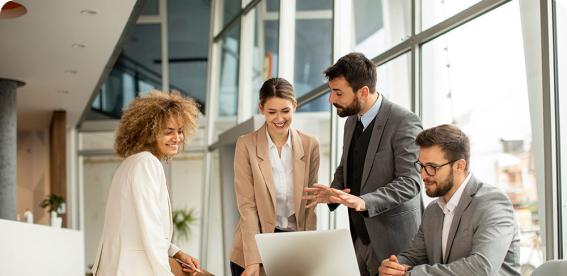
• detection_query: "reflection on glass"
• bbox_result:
[352,0,411,58]
[266,0,280,12]
[294,19,332,97]
[421,0,481,31]
[220,0,242,31]
[556,0,567,253]
[168,0,210,111]
[377,52,411,110]
[89,24,162,120]
[292,92,331,229]
[141,0,159,15]
[252,3,279,116]
[296,0,332,11]
[205,150,224,273]
[214,24,241,143]
[170,151,205,259]
[422,2,541,272]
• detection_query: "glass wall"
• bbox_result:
[293,2,332,97]
[422,2,542,271]
[204,0,564,273]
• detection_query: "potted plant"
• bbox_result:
[172,207,198,244]
[39,193,65,227]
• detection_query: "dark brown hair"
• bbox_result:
[259,77,296,106]
[416,124,471,172]
[114,89,201,163]
[323,52,377,94]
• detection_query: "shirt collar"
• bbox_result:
[437,172,472,213]
[266,127,293,149]
[358,93,382,128]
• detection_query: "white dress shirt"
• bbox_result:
[437,172,472,258]
[266,128,296,231]
[358,93,383,131]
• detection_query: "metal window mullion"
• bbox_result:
[201,0,222,264]
[540,0,559,261]
[238,7,255,123]
[414,0,510,46]
[160,0,169,91]
[551,0,564,259]
[411,0,422,116]
[278,0,295,82]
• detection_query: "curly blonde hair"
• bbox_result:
[114,89,201,162]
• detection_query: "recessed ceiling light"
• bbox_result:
[80,9,97,15]
[57,90,69,94]
[72,43,86,49]
[64,70,77,74]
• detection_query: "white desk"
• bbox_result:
[0,219,85,276]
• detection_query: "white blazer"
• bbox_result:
[92,152,180,276]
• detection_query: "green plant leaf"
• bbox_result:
[171,207,198,244]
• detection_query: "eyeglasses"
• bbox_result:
[414,160,459,176]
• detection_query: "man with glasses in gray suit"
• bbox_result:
[378,124,521,276]
[303,52,423,276]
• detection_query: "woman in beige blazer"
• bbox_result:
[228,78,320,276]
[91,89,201,276]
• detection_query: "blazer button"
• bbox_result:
[377,125,382,129]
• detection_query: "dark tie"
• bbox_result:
[355,119,364,139]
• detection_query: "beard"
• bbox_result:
[333,97,363,117]
[425,169,454,198]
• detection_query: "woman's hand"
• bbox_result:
[174,251,201,276]
[241,263,260,276]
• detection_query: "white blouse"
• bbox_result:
[266,128,296,231]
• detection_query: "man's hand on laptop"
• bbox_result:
[242,263,260,276]
[329,188,366,212]
[303,184,351,208]
[378,255,410,276]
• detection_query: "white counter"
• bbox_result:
[0,219,85,276]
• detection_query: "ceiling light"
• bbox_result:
[64,70,77,74]
[72,43,86,49]
[80,9,97,15]
[0,1,27,20]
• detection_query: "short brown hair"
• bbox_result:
[114,89,201,163]
[323,52,377,94]
[259,77,296,106]
[416,124,471,172]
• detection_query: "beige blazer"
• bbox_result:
[228,123,320,268]
[91,152,180,276]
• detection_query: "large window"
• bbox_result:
[352,0,411,58]
[556,0,567,254]
[422,2,541,272]
[421,0,481,31]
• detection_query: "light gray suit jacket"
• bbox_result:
[397,174,521,276]
[330,96,423,261]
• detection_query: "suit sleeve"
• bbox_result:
[359,112,422,217]
[401,193,518,276]
[130,156,174,276]
[234,137,262,266]
[305,137,320,230]
[397,222,429,265]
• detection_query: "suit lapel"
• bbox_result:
[342,116,356,185]
[432,206,445,264]
[360,97,391,190]
[257,123,277,207]
[443,175,479,263]
[290,127,306,222]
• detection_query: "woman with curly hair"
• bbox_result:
[91,89,202,276]
[228,78,320,276]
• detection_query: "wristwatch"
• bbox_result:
[404,266,413,276]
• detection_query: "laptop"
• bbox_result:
[255,229,360,276]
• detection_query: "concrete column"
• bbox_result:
[0,78,24,220]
